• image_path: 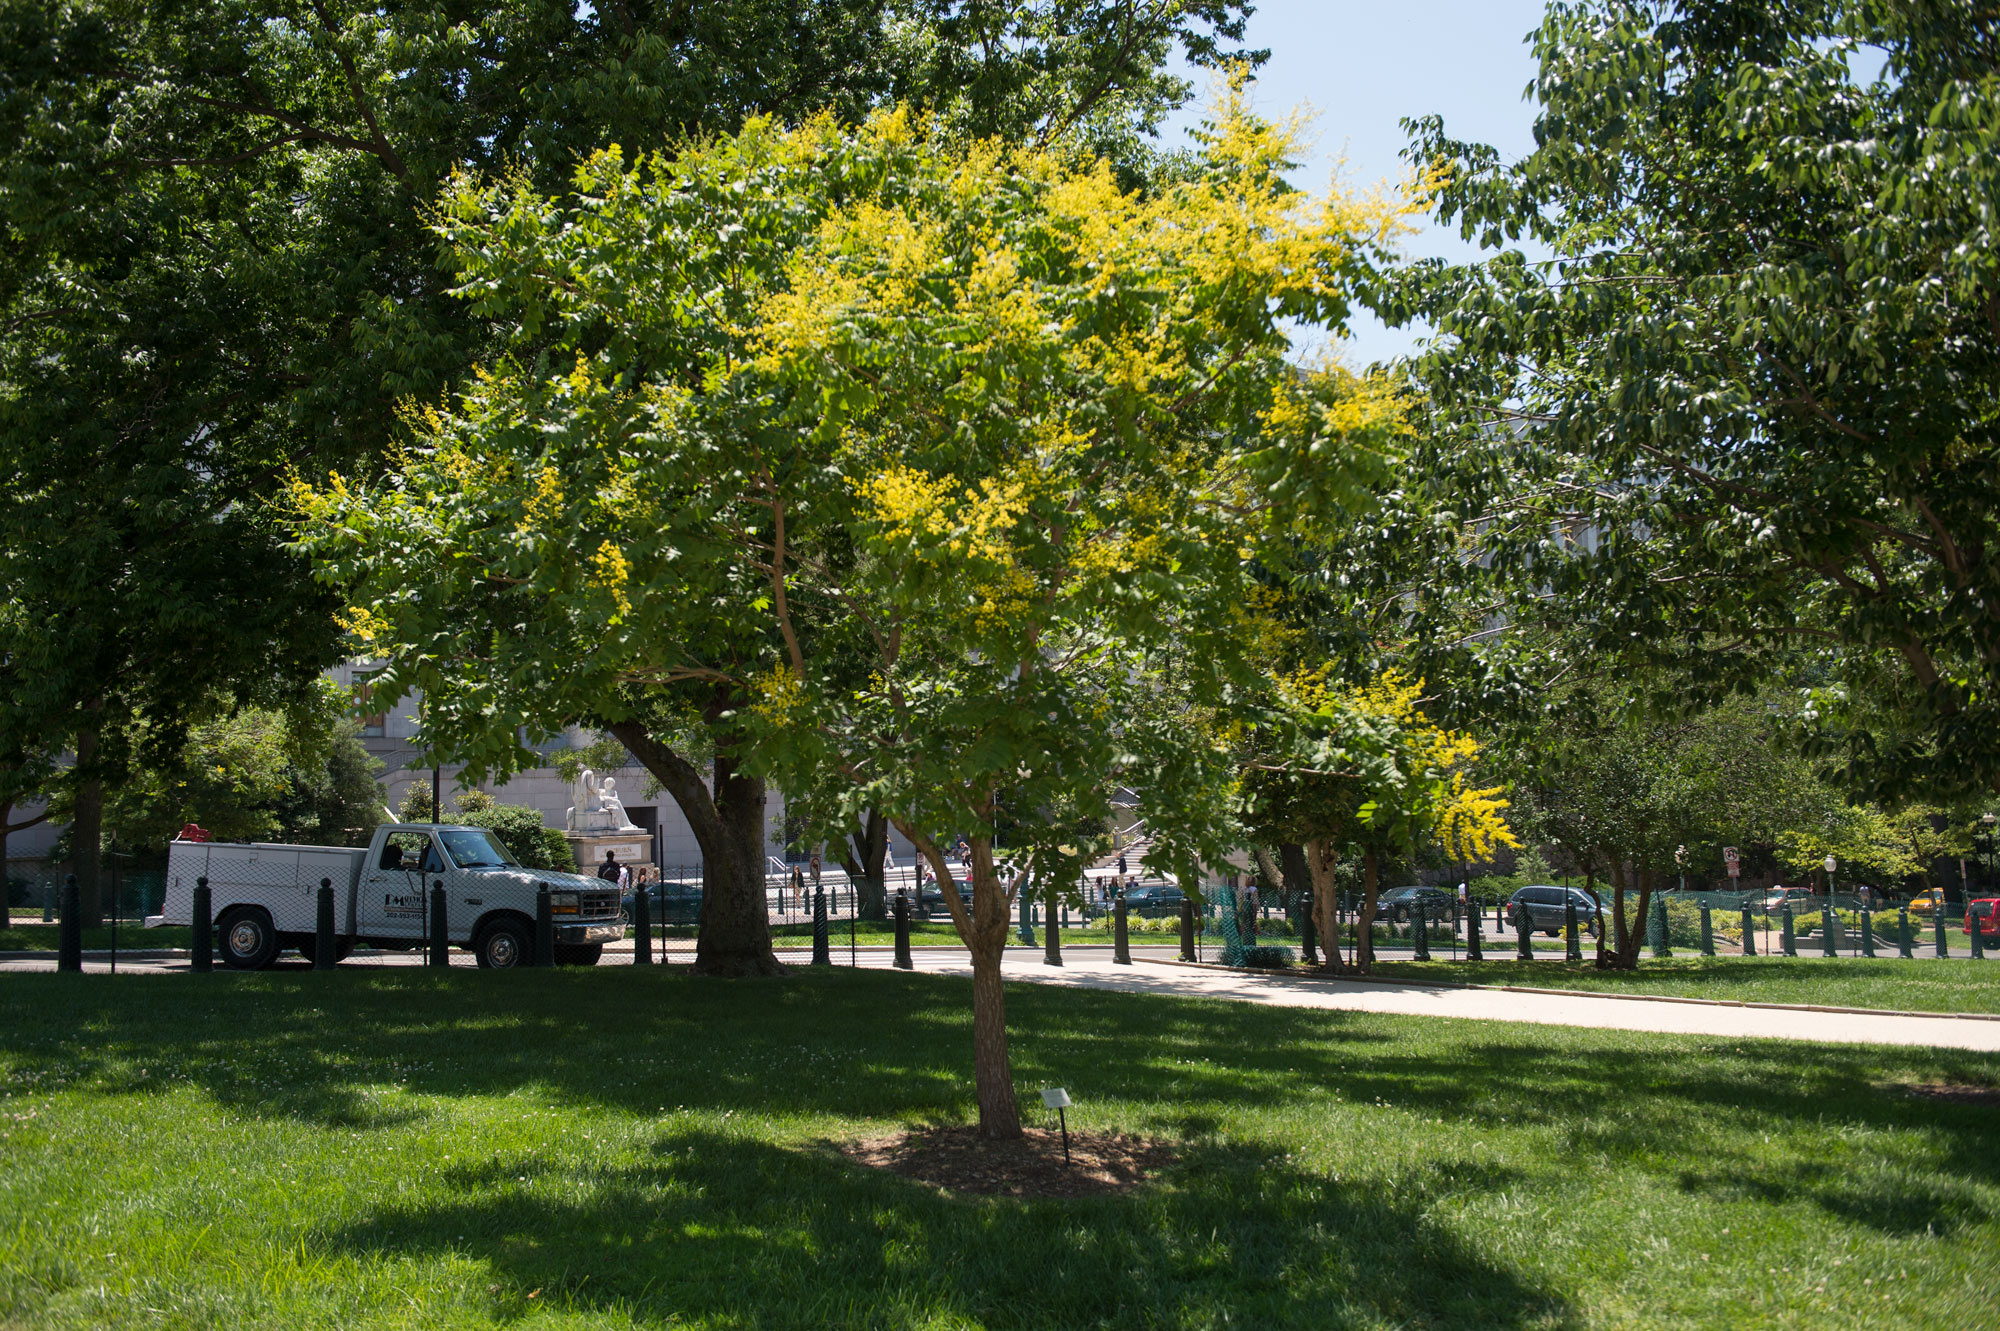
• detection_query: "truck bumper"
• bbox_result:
[560,922,624,944]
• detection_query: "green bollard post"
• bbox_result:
[892,893,913,970]
[1898,907,1913,959]
[1648,892,1670,958]
[1515,902,1533,962]
[811,886,831,966]
[632,882,652,966]
[534,882,555,967]
[1300,891,1318,966]
[1412,902,1430,961]
[314,878,337,970]
[1566,895,1583,963]
[1740,903,1756,957]
[1467,898,1484,962]
[428,880,449,967]
[1113,889,1131,965]
[1819,904,1837,958]
[1971,907,1986,961]
[1781,905,1797,957]
[1698,902,1714,956]
[1860,909,1875,958]
[1934,907,1948,958]
[1178,897,1195,962]
[191,877,213,973]
[56,876,82,973]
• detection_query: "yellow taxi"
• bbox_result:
[1907,887,1948,915]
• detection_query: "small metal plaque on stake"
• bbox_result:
[1041,1088,1072,1165]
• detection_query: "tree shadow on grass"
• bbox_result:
[4,969,1996,1213]
[325,1128,1567,1331]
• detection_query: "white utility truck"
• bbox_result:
[149,823,624,969]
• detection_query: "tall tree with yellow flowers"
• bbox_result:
[1244,670,1516,973]
[299,79,1418,1135]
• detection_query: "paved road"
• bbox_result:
[6,945,1995,1051]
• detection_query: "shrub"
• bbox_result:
[451,791,576,872]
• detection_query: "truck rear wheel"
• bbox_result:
[473,918,531,969]
[553,943,603,967]
[218,908,280,970]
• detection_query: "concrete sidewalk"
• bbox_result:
[901,951,2000,1052]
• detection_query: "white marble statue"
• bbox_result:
[567,767,639,833]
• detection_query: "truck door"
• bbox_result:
[355,830,442,939]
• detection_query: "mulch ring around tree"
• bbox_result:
[1900,1081,2000,1107]
[840,1125,1179,1199]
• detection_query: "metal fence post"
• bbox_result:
[1178,897,1196,962]
[57,875,82,973]
[811,885,831,966]
[1740,903,1756,957]
[892,893,913,970]
[1569,895,1587,962]
[633,884,652,966]
[1412,901,1430,961]
[428,880,450,967]
[1112,889,1131,965]
[1698,901,1714,956]
[1860,909,1875,958]
[1898,907,1913,959]
[535,882,555,967]
[315,878,336,970]
[1781,904,1797,957]
[191,876,213,973]
[1515,902,1533,962]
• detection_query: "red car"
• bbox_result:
[1964,898,1999,941]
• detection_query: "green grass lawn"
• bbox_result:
[2,970,1996,1329]
[1361,956,2000,1016]
[0,922,190,952]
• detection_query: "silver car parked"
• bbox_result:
[1505,885,1603,937]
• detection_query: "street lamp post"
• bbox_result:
[1822,854,1839,959]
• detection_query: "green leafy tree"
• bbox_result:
[302,85,1410,1132]
[1,0,1256,930]
[1396,2,2000,805]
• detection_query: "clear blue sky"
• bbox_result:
[1161,0,1553,368]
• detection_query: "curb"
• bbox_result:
[1139,958,2000,1023]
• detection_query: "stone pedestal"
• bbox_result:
[566,831,654,877]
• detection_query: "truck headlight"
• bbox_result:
[551,891,579,916]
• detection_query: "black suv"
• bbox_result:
[1505,885,1601,937]
[623,879,704,926]
[1123,883,1186,918]
[1376,886,1455,924]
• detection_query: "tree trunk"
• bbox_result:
[1623,867,1656,969]
[901,821,1022,1139]
[1279,842,1310,919]
[72,727,104,927]
[1585,870,1607,968]
[842,810,888,920]
[1356,846,1382,972]
[1601,859,1637,970]
[1,798,10,931]
[607,717,781,977]
[1305,838,1348,972]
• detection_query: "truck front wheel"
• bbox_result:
[473,918,532,969]
[553,943,603,967]
[218,909,280,970]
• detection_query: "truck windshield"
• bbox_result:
[439,829,520,869]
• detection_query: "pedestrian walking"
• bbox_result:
[597,850,622,883]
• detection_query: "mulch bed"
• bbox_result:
[1901,1081,2000,1106]
[840,1125,1179,1199]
